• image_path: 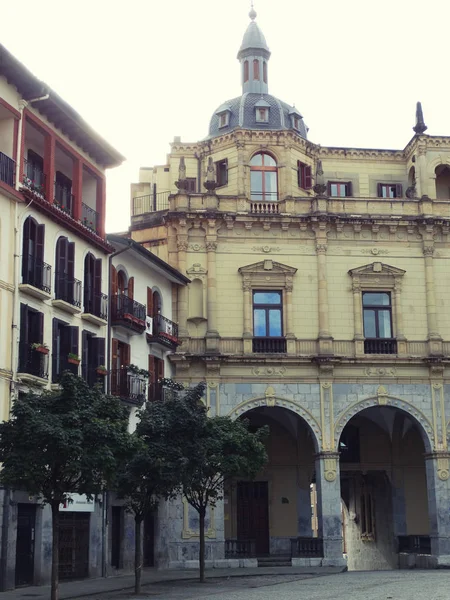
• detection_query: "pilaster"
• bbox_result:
[421,226,442,355]
[314,223,333,355]
[425,451,450,565]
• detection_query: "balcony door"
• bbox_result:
[52,319,79,382]
[55,237,75,303]
[237,481,269,556]
[84,253,102,315]
[19,304,44,376]
[22,216,44,289]
[111,339,130,397]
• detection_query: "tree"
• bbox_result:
[0,372,130,600]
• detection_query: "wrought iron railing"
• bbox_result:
[397,535,431,554]
[18,342,49,379]
[23,159,46,196]
[111,295,146,330]
[290,537,324,558]
[147,382,178,402]
[225,539,256,558]
[52,357,79,383]
[55,273,82,308]
[132,191,170,215]
[147,314,179,347]
[81,203,99,234]
[364,338,397,355]
[111,367,147,406]
[0,151,15,187]
[252,337,286,353]
[54,183,74,216]
[82,366,107,389]
[22,255,51,293]
[83,290,108,320]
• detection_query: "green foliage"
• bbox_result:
[126,364,149,378]
[0,372,130,506]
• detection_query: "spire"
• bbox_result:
[237,4,271,95]
[413,101,428,135]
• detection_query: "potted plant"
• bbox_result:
[31,342,49,355]
[67,353,81,365]
[96,365,108,376]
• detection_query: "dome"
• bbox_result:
[238,20,270,59]
[207,93,308,139]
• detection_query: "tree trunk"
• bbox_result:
[51,501,60,600]
[135,516,143,594]
[199,506,206,583]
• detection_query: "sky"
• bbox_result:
[2,0,450,233]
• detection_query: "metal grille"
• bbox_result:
[59,513,90,580]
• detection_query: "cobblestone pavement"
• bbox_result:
[102,570,450,600]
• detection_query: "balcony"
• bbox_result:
[364,338,397,355]
[252,337,286,353]
[52,356,79,383]
[53,273,82,313]
[81,203,99,234]
[148,382,177,402]
[17,342,49,383]
[82,291,108,326]
[82,366,107,390]
[146,314,180,349]
[0,151,15,187]
[20,255,52,300]
[111,367,147,406]
[290,537,324,558]
[397,535,431,555]
[225,539,256,559]
[54,183,74,216]
[23,159,46,197]
[132,191,170,216]
[111,294,146,335]
[249,201,279,214]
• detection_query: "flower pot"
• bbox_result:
[68,358,80,365]
[96,368,107,376]
[35,346,49,355]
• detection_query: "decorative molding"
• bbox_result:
[251,246,281,253]
[361,248,389,256]
[182,497,216,539]
[188,243,205,252]
[364,367,397,377]
[252,366,287,377]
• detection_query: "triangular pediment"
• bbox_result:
[239,260,297,276]
[349,262,406,277]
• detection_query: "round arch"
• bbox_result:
[228,395,322,452]
[334,395,434,453]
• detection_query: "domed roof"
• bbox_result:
[207,93,308,139]
[238,20,270,59]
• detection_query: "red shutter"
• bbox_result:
[305,166,312,189]
[346,181,353,197]
[123,343,130,367]
[147,287,153,316]
[111,265,118,296]
[297,161,301,187]
[377,183,383,197]
[157,358,164,380]
[148,355,156,384]
[327,181,332,196]
[128,276,134,300]
[112,338,119,369]
[395,184,403,198]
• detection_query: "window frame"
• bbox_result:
[215,159,228,188]
[255,108,269,123]
[252,290,283,338]
[298,161,312,190]
[328,181,353,197]
[250,152,278,202]
[377,183,403,198]
[362,292,393,339]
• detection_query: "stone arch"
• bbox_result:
[334,395,434,453]
[228,395,322,452]
[428,155,450,172]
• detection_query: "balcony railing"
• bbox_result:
[0,151,15,187]
[290,537,324,558]
[111,367,147,406]
[132,191,170,216]
[225,539,256,558]
[111,295,146,333]
[18,342,49,379]
[146,314,179,348]
[55,273,82,308]
[54,183,74,216]
[22,255,52,294]
[364,338,397,355]
[23,159,46,196]
[252,337,286,353]
[397,535,431,555]
[147,382,178,402]
[250,201,279,214]
[52,357,79,383]
[82,366,107,389]
[83,290,108,320]
[81,203,99,234]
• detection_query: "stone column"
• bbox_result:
[351,278,364,356]
[425,452,450,566]
[422,238,442,355]
[315,452,345,567]
[205,231,220,353]
[417,145,428,199]
[393,278,407,355]
[315,225,333,355]
[236,139,246,197]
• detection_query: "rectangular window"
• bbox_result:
[298,161,312,189]
[256,108,268,123]
[253,59,260,80]
[219,113,228,128]
[253,291,283,337]
[81,331,105,387]
[328,181,353,197]
[18,304,47,378]
[363,292,397,354]
[186,177,196,193]
[216,159,228,187]
[377,183,403,198]
[52,319,79,382]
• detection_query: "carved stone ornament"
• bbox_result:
[313,159,327,195]
[175,156,188,191]
[239,260,297,292]
[252,366,286,377]
[423,245,435,257]
[203,156,218,192]
[377,385,388,405]
[437,456,450,481]
[322,455,338,482]
[252,246,281,253]
[265,385,276,407]
[365,367,397,377]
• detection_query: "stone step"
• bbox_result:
[257,556,292,567]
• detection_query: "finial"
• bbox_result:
[204,156,218,193]
[249,0,257,20]
[413,101,428,135]
[313,160,327,196]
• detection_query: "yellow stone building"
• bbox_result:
[130,9,450,570]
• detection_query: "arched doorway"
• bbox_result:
[339,405,430,570]
[225,406,317,559]
[435,164,450,199]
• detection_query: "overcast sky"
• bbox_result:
[2,0,449,232]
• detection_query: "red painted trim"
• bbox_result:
[44,134,55,204]
[0,97,21,120]
[13,119,19,162]
[0,179,24,201]
[19,114,26,189]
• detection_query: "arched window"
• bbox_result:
[152,290,162,318]
[117,270,127,295]
[22,216,46,290]
[253,59,260,80]
[435,165,450,199]
[55,236,75,304]
[250,153,278,201]
[244,60,249,83]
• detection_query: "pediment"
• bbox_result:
[348,262,405,278]
[239,260,297,276]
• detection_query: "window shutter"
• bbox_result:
[305,166,312,189]
[94,259,102,294]
[128,276,134,300]
[327,181,332,196]
[157,358,164,380]
[20,303,28,343]
[68,242,75,279]
[346,181,353,197]
[297,161,301,187]
[52,318,59,381]
[111,265,118,296]
[224,159,228,186]
[395,184,403,198]
[123,343,130,366]
[97,337,105,369]
[148,355,156,383]
[112,338,119,369]
[147,287,153,316]
[69,326,79,356]
[38,311,44,344]
[36,224,45,262]
[153,291,161,317]
[82,331,89,380]
[377,183,383,197]
[56,237,67,275]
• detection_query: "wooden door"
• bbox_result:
[111,506,122,569]
[143,512,155,567]
[237,481,269,556]
[15,504,36,586]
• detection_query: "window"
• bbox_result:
[256,108,268,122]
[363,292,396,354]
[253,59,260,80]
[52,319,79,382]
[328,181,352,197]
[22,216,50,292]
[84,252,104,317]
[55,171,73,213]
[55,236,77,305]
[18,303,47,379]
[81,331,105,387]
[250,152,278,201]
[148,355,165,401]
[377,183,402,198]
[216,159,228,187]
[298,161,312,189]
[263,62,267,83]
[26,149,45,194]
[253,291,283,337]
[293,116,300,130]
[361,486,375,541]
[111,338,131,398]
[244,60,249,83]
[218,112,229,128]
